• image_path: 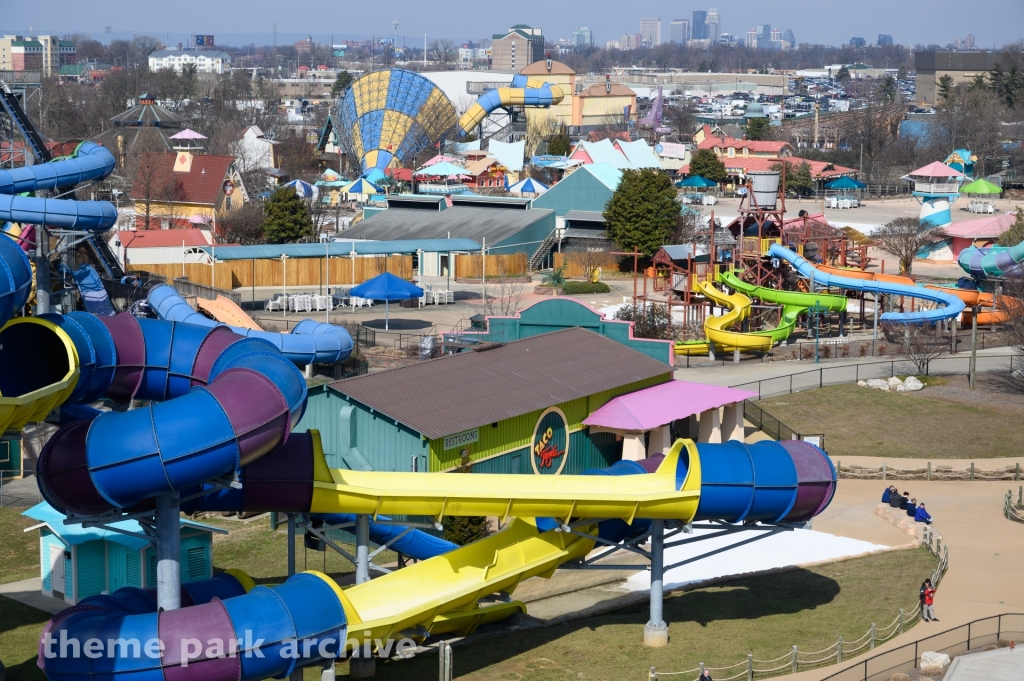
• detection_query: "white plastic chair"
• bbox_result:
[265,295,284,311]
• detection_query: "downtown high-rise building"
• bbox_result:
[639,18,662,47]
[670,19,690,45]
[692,10,707,40]
[705,8,721,43]
[782,29,796,48]
[572,27,593,49]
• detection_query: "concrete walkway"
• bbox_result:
[0,578,68,615]
[673,347,1016,388]
[782,477,1024,681]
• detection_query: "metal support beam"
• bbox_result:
[355,514,370,584]
[643,519,668,647]
[287,513,296,577]
[155,493,181,611]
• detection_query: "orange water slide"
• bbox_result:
[195,295,262,330]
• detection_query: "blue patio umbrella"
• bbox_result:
[364,167,387,185]
[677,175,717,188]
[825,177,867,190]
[283,179,319,198]
[507,177,549,194]
[349,272,424,330]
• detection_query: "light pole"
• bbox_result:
[393,20,399,67]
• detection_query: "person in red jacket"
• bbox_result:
[921,579,938,621]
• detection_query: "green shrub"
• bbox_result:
[561,281,611,295]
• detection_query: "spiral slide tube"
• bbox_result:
[458,75,565,133]
[148,285,354,366]
[958,238,1024,280]
[0,230,33,324]
[39,570,347,681]
[769,243,965,324]
[0,142,118,231]
[33,313,307,516]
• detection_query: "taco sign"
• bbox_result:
[531,407,568,474]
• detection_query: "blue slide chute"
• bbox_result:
[769,243,965,324]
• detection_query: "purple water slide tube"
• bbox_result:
[0,142,118,231]
[0,231,33,325]
[34,313,307,516]
[147,284,353,366]
[39,571,347,681]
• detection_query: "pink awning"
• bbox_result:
[583,380,757,431]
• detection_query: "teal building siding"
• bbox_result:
[469,428,621,475]
[492,210,557,259]
[107,543,137,592]
[296,386,429,472]
[75,541,107,600]
[479,298,674,364]
[531,166,619,218]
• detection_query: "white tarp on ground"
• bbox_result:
[624,525,888,592]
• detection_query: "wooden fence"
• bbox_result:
[552,252,623,279]
[454,253,528,279]
[133,256,413,290]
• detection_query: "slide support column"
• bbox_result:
[287,513,296,576]
[356,514,370,584]
[644,520,668,647]
[155,493,181,611]
[722,402,745,442]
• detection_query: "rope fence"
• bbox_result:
[649,540,949,681]
[837,462,1022,482]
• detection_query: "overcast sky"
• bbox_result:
[4,0,1022,48]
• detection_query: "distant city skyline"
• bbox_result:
[3,0,1021,48]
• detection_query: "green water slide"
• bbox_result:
[719,271,848,343]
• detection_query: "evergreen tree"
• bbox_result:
[937,74,955,103]
[793,161,815,196]
[836,65,851,82]
[331,70,353,98]
[968,73,988,92]
[262,187,313,244]
[897,65,907,81]
[603,168,681,257]
[878,75,897,103]
[744,116,770,141]
[998,208,1024,247]
[441,451,489,546]
[546,130,572,157]
[688,148,727,183]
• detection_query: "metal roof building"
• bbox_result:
[294,327,673,475]
[342,205,556,258]
[198,238,482,261]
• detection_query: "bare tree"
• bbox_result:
[482,259,527,317]
[565,246,611,281]
[219,201,265,245]
[881,322,947,374]
[873,217,943,276]
[428,39,456,67]
[127,150,182,229]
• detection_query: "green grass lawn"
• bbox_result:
[198,514,397,585]
[335,548,936,681]
[755,384,1022,459]
[0,595,50,681]
[0,506,42,585]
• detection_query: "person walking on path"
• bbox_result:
[921,579,938,621]
[700,668,713,681]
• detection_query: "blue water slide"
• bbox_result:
[768,243,965,324]
[61,263,116,315]
[147,284,354,366]
[0,231,33,325]
[40,571,347,681]
[35,315,308,516]
[311,513,458,561]
[0,142,118,231]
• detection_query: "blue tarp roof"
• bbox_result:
[200,238,482,261]
[22,502,221,550]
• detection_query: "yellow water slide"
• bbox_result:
[319,440,700,646]
[675,280,773,356]
[458,77,565,133]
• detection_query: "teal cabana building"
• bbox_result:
[22,502,223,606]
